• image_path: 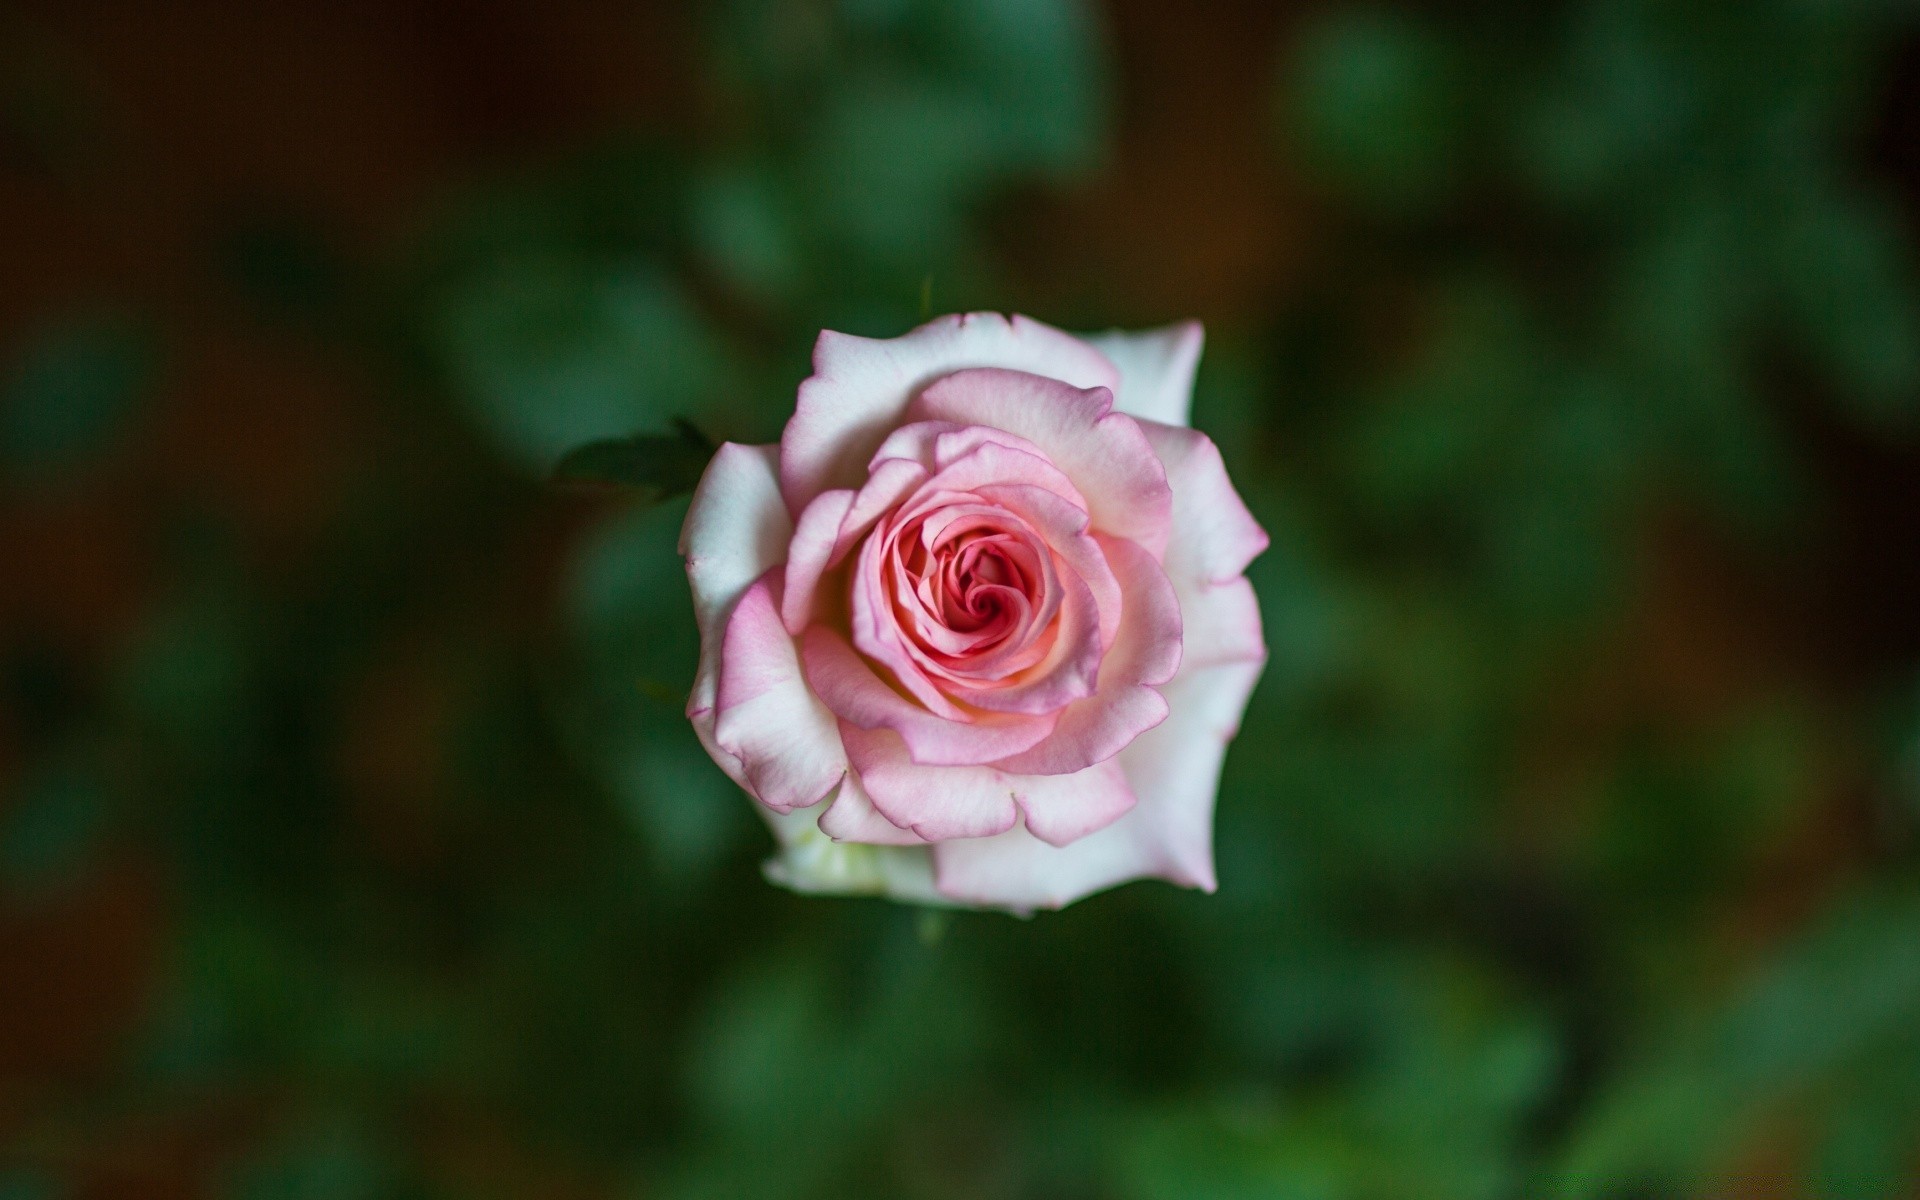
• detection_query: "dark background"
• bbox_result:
[5,0,1920,1195]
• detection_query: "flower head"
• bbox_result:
[683,313,1266,913]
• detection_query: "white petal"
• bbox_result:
[1110,657,1266,892]
[713,574,847,813]
[681,442,790,780]
[1084,321,1204,428]
[780,312,1121,512]
[929,656,1263,913]
[816,770,924,846]
[1138,421,1269,587]
[760,799,944,903]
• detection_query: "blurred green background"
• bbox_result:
[4,0,1920,1195]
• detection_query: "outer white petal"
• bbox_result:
[1108,658,1265,891]
[760,793,944,904]
[817,769,924,846]
[712,574,847,813]
[1137,420,1269,671]
[1084,321,1204,428]
[779,312,1121,512]
[932,404,1271,914]
[681,443,791,786]
[929,658,1263,913]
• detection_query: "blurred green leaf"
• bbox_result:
[1556,884,1920,1196]
[1511,3,1702,206]
[433,259,724,471]
[114,581,260,759]
[605,727,747,886]
[0,308,154,481]
[0,1170,60,1200]
[1770,184,1920,426]
[552,417,715,499]
[692,164,805,303]
[0,747,112,893]
[222,1122,390,1200]
[1282,9,1466,211]
[565,497,698,690]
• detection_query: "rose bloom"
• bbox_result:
[681,313,1267,913]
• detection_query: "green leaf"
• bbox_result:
[1554,885,1920,1196]
[1281,10,1466,212]
[433,259,723,472]
[551,417,715,500]
[223,1122,390,1200]
[0,308,155,481]
[0,1170,60,1200]
[0,747,112,893]
[1771,185,1920,426]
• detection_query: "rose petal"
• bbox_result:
[930,654,1262,912]
[781,312,1120,513]
[841,722,1135,846]
[910,368,1173,558]
[816,771,925,846]
[971,482,1122,649]
[930,816,1159,912]
[989,535,1183,777]
[1137,421,1269,585]
[779,488,855,634]
[1178,575,1266,672]
[681,442,793,785]
[868,420,1081,503]
[850,519,974,719]
[801,626,1058,765]
[838,457,930,556]
[1084,320,1204,427]
[1137,420,1268,672]
[839,722,1020,841]
[714,572,847,813]
[759,802,943,902]
[1015,757,1137,846]
[915,435,1088,518]
[1113,657,1267,891]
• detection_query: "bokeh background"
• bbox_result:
[5,0,1920,1195]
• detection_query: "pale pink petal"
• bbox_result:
[848,484,1106,716]
[1179,575,1266,671]
[972,482,1122,649]
[849,523,973,719]
[1137,420,1268,671]
[1010,757,1136,847]
[1112,657,1267,892]
[758,801,942,902]
[681,442,791,781]
[714,572,847,813]
[1084,321,1204,427]
[867,419,1070,485]
[841,723,1135,846]
[800,626,1057,765]
[779,488,855,633]
[839,723,1021,841]
[931,819,1160,913]
[780,312,1120,513]
[915,437,1086,516]
[941,563,1099,715]
[836,457,928,557]
[815,772,925,846]
[931,657,1262,911]
[908,368,1173,557]
[681,443,791,641]
[990,535,1183,777]
[860,473,1116,714]
[1137,421,1269,584]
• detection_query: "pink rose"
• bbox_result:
[681,313,1267,913]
